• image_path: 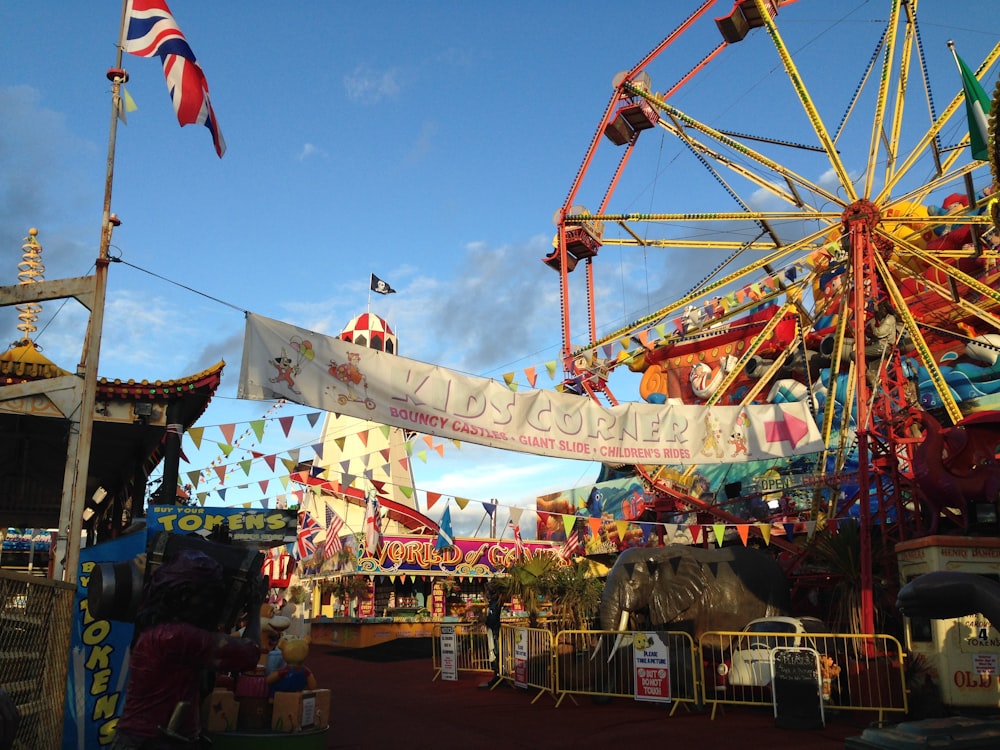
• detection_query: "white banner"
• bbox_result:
[237,313,823,465]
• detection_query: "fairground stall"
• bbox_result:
[298,533,562,649]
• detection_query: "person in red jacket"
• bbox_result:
[111,549,260,749]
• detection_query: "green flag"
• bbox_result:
[950,42,992,161]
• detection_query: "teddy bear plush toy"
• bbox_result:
[266,636,318,695]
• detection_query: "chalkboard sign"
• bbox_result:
[770,647,824,730]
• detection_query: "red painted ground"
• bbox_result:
[307,640,880,750]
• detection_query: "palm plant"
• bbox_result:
[494,555,561,627]
[538,559,605,630]
[804,520,894,636]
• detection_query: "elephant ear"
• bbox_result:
[648,552,708,626]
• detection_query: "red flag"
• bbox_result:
[512,522,526,560]
[364,496,382,555]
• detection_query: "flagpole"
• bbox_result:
[56,2,129,583]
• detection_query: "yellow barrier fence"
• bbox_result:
[552,629,700,712]
[431,622,495,680]
[432,624,908,724]
[700,630,908,722]
[497,623,557,703]
[0,570,75,749]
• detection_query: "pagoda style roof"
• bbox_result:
[96,360,225,418]
[0,342,225,530]
[0,340,71,382]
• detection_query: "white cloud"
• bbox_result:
[343,66,402,103]
[296,143,327,161]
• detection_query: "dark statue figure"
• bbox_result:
[896,571,1000,629]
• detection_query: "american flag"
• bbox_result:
[324,505,345,559]
[293,511,321,561]
[560,523,582,561]
[122,0,226,157]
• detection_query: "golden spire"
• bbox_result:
[16,227,44,344]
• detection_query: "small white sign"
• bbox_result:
[514,628,529,688]
[440,625,458,681]
[972,653,998,676]
[632,632,671,703]
[301,693,316,727]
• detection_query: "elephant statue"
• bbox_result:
[598,544,791,651]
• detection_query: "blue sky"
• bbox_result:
[3,1,999,536]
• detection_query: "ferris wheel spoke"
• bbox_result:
[878,41,1000,204]
[588,224,833,353]
[886,160,983,211]
[629,84,845,208]
[882,1,922,191]
[891,259,1000,332]
[861,0,903,199]
[659,115,826,211]
[757,0,858,203]
[872,250,965,423]
[704,299,799,407]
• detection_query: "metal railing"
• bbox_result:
[431,624,909,723]
[1,570,75,749]
[700,630,908,721]
[431,622,495,679]
[552,629,700,712]
[498,624,557,703]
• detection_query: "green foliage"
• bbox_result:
[805,520,895,635]
[539,559,605,630]
[321,575,371,602]
[493,556,603,629]
[286,584,307,605]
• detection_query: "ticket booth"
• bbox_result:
[895,535,1000,709]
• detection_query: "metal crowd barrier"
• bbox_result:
[497,623,557,702]
[432,624,908,723]
[431,622,495,679]
[700,630,908,721]
[0,570,75,749]
[551,629,700,712]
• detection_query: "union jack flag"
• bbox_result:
[294,511,321,561]
[122,0,226,157]
[323,505,345,559]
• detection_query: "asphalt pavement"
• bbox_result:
[307,639,880,750]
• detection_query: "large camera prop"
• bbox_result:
[88,531,266,634]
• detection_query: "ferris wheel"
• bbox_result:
[545,0,1000,567]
